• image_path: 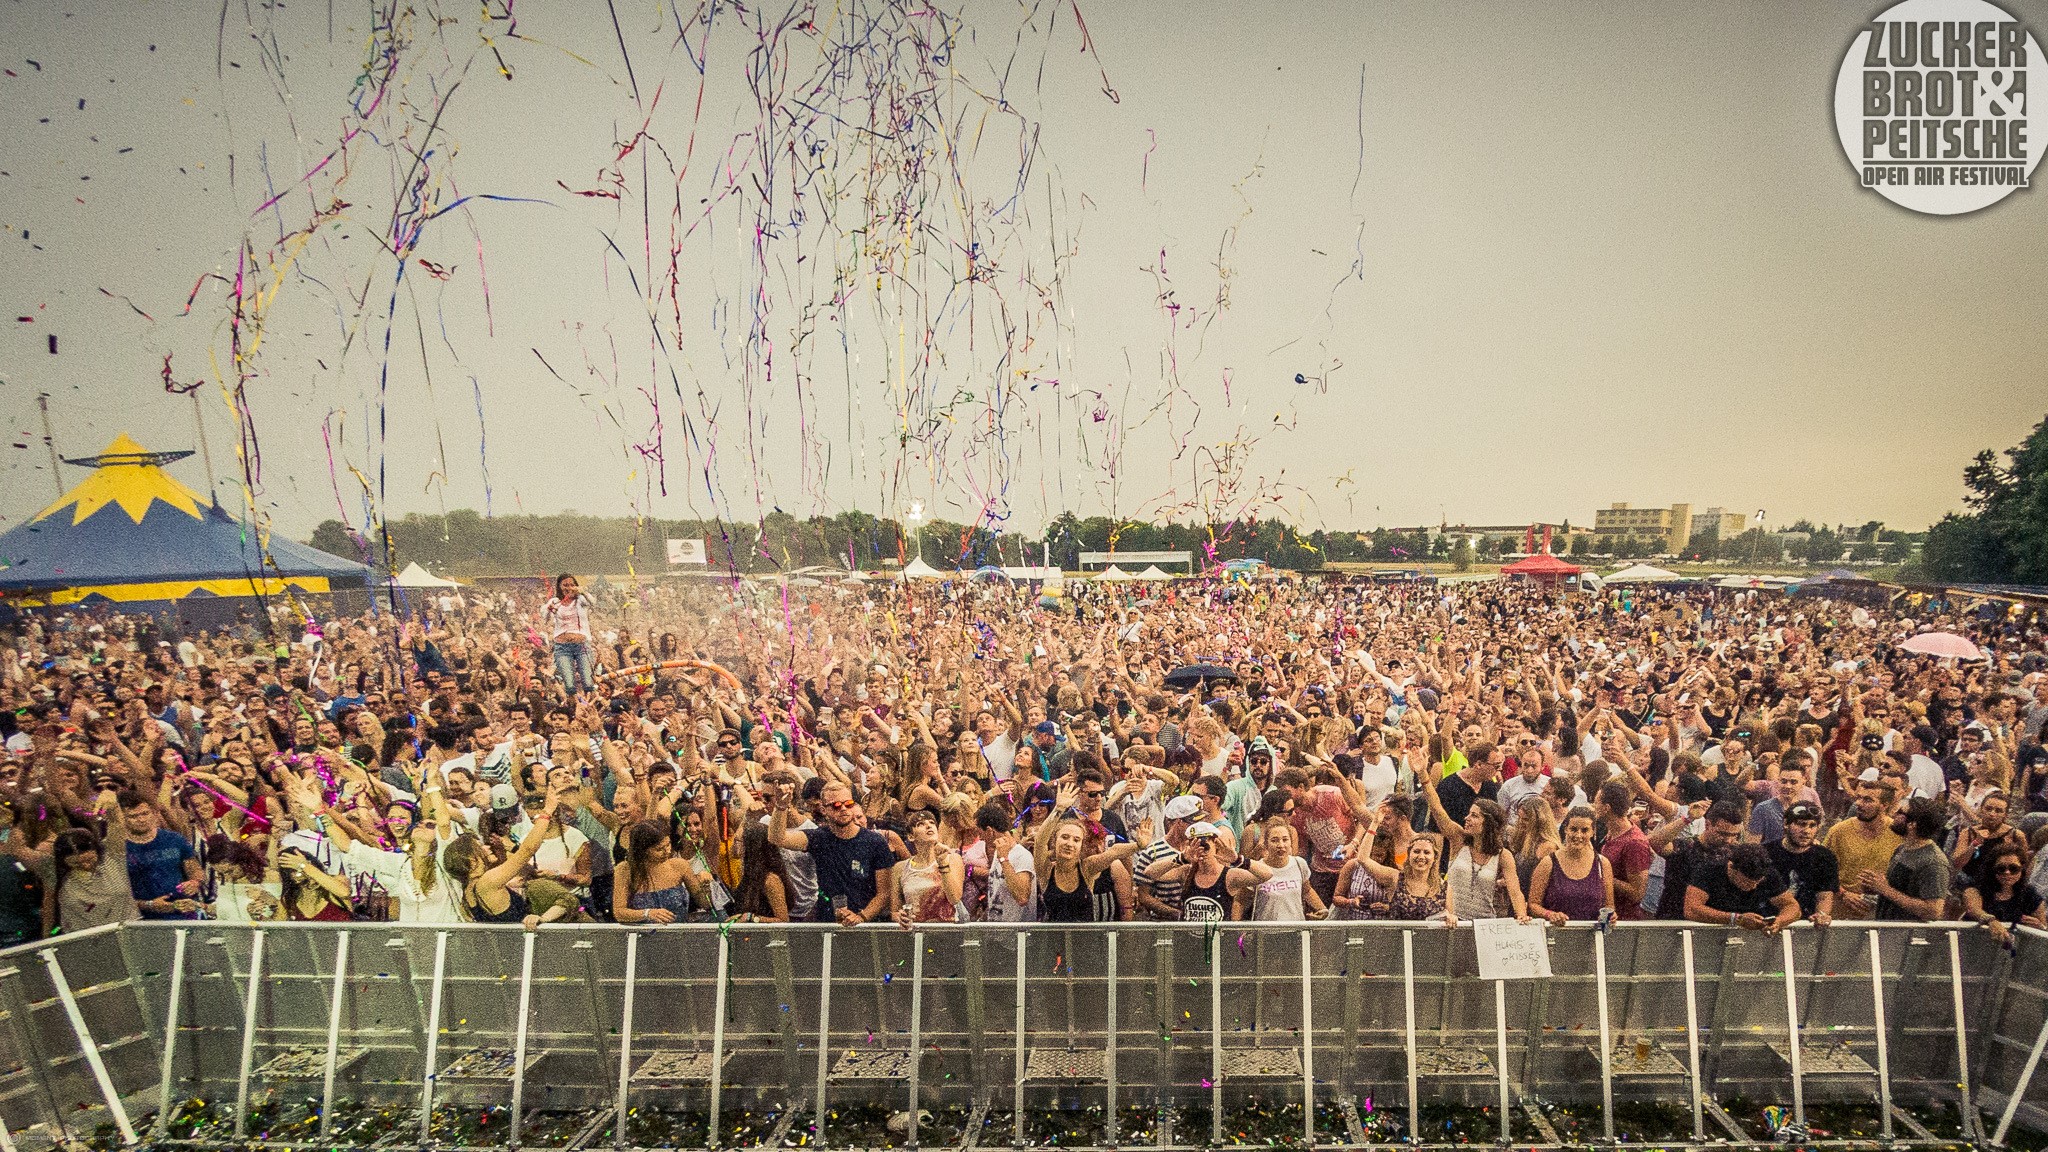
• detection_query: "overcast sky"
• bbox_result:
[2,0,2044,539]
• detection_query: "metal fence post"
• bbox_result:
[230,929,265,1141]
[1300,929,1314,1148]
[1782,929,1805,1131]
[1013,931,1026,1147]
[1949,929,1980,1141]
[1403,930,1418,1143]
[1211,930,1223,1147]
[907,932,924,1148]
[1993,1009,2048,1145]
[41,948,136,1145]
[508,929,538,1149]
[318,931,350,1138]
[1869,929,1893,1142]
[816,933,834,1143]
[1104,931,1117,1147]
[150,928,189,1141]
[1492,979,1511,1145]
[614,931,639,1151]
[707,928,730,1148]
[1594,929,1615,1142]
[1681,929,1704,1142]
[418,931,449,1146]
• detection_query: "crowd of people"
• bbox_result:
[0,569,2044,955]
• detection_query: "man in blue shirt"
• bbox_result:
[120,792,203,919]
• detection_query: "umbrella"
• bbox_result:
[1898,631,1984,660]
[971,565,1009,582]
[1164,663,1237,689]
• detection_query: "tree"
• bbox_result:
[1802,527,1844,565]
[1684,528,1721,562]
[1568,534,1591,558]
[310,519,364,560]
[1919,512,2006,582]
[1911,415,2048,583]
[1450,537,1474,572]
[1722,527,1781,564]
[1848,541,1880,562]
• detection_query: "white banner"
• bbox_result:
[665,538,707,566]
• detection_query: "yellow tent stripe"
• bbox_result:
[11,576,334,606]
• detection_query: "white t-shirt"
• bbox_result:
[342,840,461,923]
[1906,754,1945,800]
[1251,857,1310,922]
[981,733,1019,780]
[1355,754,1398,811]
[986,843,1038,922]
[212,881,282,922]
[542,597,593,642]
[1110,779,1165,837]
[1496,772,1546,819]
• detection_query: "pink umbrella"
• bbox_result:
[1898,631,1984,660]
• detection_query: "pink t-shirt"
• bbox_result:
[1291,785,1354,874]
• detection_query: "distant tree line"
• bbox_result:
[1649,520,1914,567]
[305,491,1958,579]
[1913,413,2048,585]
[308,509,962,578]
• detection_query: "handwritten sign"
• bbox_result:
[1472,917,1552,981]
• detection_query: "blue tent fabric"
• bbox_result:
[0,434,367,602]
[0,499,364,589]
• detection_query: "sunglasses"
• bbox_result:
[823,800,858,811]
[1081,789,1106,798]
[1996,865,2024,874]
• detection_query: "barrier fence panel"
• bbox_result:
[0,920,2045,1149]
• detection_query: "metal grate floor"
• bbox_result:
[1023,1048,1106,1081]
[630,1050,729,1083]
[1588,1042,1688,1077]
[1767,1041,1877,1075]
[828,1048,914,1080]
[1412,1046,1494,1077]
[1218,1047,1304,1079]
[255,1046,368,1080]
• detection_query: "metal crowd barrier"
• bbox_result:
[0,920,2044,1148]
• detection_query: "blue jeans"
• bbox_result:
[552,640,594,694]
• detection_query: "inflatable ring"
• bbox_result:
[596,658,744,691]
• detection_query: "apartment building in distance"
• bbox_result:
[1592,503,1749,554]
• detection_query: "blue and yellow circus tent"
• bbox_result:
[0,434,368,621]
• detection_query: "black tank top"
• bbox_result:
[1042,866,1121,922]
[467,885,530,924]
[1180,868,1232,921]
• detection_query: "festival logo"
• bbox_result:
[1182,896,1224,925]
[1834,0,2042,214]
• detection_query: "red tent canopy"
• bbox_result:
[1500,553,1582,577]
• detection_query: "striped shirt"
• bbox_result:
[1132,840,1186,920]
